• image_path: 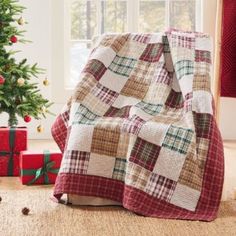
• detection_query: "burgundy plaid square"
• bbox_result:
[104,106,131,118]
[165,89,184,108]
[145,173,177,202]
[132,34,151,44]
[121,115,145,135]
[130,137,161,171]
[171,34,195,50]
[83,59,107,81]
[140,43,163,62]
[91,83,119,105]
[193,112,212,139]
[195,50,211,63]
[63,150,90,174]
[152,64,171,85]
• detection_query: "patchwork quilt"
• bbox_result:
[52,29,224,221]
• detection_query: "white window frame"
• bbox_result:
[51,0,217,104]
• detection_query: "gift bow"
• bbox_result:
[0,128,17,175]
[21,150,59,185]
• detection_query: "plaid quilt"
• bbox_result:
[52,29,224,221]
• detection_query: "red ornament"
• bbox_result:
[10,35,18,43]
[24,115,31,123]
[0,75,5,85]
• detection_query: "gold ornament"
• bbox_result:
[40,106,47,113]
[17,78,25,86]
[17,17,25,25]
[37,125,44,133]
[43,78,49,86]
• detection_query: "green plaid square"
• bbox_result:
[162,125,194,154]
[73,104,98,125]
[108,55,136,77]
[112,158,127,181]
[136,101,163,115]
[175,60,194,79]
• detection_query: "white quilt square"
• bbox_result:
[192,91,213,115]
[139,121,169,145]
[129,106,153,121]
[90,47,116,68]
[99,70,128,93]
[112,95,141,109]
[170,183,201,211]
[87,153,116,178]
[153,148,186,181]
[179,75,193,97]
[67,124,94,152]
[195,37,212,51]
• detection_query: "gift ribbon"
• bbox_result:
[0,128,17,176]
[21,150,59,185]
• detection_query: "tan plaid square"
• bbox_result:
[117,133,130,158]
[178,151,203,191]
[95,117,123,129]
[91,126,120,156]
[73,74,97,102]
[126,162,151,191]
[82,93,110,116]
[193,74,211,92]
[100,34,130,53]
[194,62,210,75]
[118,40,146,59]
[197,137,209,160]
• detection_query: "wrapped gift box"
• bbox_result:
[0,127,27,176]
[20,150,62,185]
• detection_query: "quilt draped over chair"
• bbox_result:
[52,29,224,221]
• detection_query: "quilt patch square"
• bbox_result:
[87,153,116,178]
[193,112,212,139]
[135,101,163,116]
[162,125,194,154]
[91,83,119,105]
[145,173,176,201]
[121,115,145,135]
[104,106,131,118]
[165,89,184,108]
[194,62,210,75]
[83,59,107,81]
[108,55,136,77]
[112,95,141,109]
[117,133,130,158]
[170,183,201,212]
[91,127,120,156]
[82,93,110,116]
[192,91,213,115]
[73,74,97,102]
[112,158,127,181]
[197,137,209,160]
[126,162,151,191]
[178,151,203,191]
[73,104,98,125]
[195,50,211,64]
[99,69,128,93]
[130,137,161,171]
[193,74,211,92]
[175,60,194,79]
[153,147,186,181]
[140,43,163,62]
[67,125,94,152]
[138,121,169,146]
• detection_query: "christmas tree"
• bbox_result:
[0,0,52,127]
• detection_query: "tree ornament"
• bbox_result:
[43,78,49,86]
[10,35,18,43]
[17,16,25,25]
[17,77,25,86]
[0,75,5,85]
[24,115,31,123]
[37,124,44,133]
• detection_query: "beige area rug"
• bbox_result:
[0,182,236,236]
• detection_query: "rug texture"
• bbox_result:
[52,29,224,221]
[0,188,236,236]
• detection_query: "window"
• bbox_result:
[68,0,201,88]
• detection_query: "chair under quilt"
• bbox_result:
[52,29,224,221]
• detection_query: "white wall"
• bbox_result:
[0,0,235,140]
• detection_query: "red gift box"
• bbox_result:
[20,150,62,185]
[0,127,27,176]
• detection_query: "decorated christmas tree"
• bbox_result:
[0,0,52,127]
